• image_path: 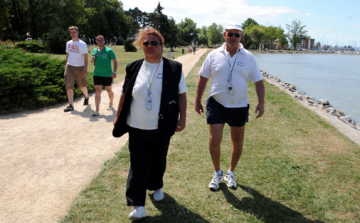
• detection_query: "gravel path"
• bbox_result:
[0,49,207,223]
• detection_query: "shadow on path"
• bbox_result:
[130,193,209,223]
[221,184,324,223]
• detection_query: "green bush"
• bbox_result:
[0,47,94,113]
[124,39,137,52]
[15,41,45,53]
[116,37,124,45]
[43,27,69,54]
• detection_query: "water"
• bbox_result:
[253,53,360,123]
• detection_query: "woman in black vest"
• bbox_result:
[113,27,187,220]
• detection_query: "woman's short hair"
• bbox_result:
[134,26,164,48]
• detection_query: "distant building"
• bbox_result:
[302,39,315,50]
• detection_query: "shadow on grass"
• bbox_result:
[131,193,209,223]
[221,184,324,223]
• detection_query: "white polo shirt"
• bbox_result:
[66,39,88,67]
[126,60,187,130]
[199,43,263,108]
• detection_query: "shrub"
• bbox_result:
[116,37,124,45]
[15,41,45,53]
[43,27,69,54]
[0,47,94,113]
[124,39,137,52]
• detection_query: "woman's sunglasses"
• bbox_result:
[227,32,241,38]
[143,41,160,47]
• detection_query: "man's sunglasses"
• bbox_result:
[143,41,160,47]
[227,32,241,38]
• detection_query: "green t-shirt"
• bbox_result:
[92,47,116,77]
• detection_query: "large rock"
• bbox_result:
[350,120,357,129]
[339,116,351,123]
[337,110,345,116]
[328,108,339,116]
[318,99,330,106]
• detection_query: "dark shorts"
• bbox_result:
[206,97,249,127]
[93,76,113,86]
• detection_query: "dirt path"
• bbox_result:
[0,49,207,223]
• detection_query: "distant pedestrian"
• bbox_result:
[113,26,187,220]
[63,26,90,112]
[193,44,196,55]
[90,35,118,116]
[195,22,265,191]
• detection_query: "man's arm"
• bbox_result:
[65,53,69,67]
[175,92,187,132]
[254,80,265,118]
[112,58,118,79]
[113,92,125,125]
[195,76,209,115]
[82,54,88,77]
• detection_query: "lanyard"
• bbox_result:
[144,57,163,96]
[226,48,240,83]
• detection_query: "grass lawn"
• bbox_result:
[60,50,360,222]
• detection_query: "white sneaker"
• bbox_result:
[129,206,146,220]
[209,170,223,191]
[153,188,164,201]
[224,171,237,189]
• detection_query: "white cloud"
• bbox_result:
[304,13,315,17]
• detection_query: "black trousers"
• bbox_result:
[126,127,171,206]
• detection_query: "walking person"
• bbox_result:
[63,26,90,112]
[195,23,265,191]
[112,27,187,220]
[90,35,118,116]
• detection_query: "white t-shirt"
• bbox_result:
[66,40,88,67]
[126,60,187,130]
[199,43,263,108]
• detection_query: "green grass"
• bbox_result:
[60,50,360,222]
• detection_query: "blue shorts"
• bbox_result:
[93,76,113,86]
[206,97,249,127]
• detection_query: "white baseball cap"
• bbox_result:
[225,23,243,31]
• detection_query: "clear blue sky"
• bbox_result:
[123,0,360,47]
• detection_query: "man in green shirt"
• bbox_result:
[91,35,118,116]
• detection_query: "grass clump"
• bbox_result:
[60,50,360,222]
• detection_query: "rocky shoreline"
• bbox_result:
[261,70,360,133]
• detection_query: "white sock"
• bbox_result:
[216,170,223,175]
[227,170,234,175]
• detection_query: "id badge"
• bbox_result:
[227,84,234,95]
[146,97,152,110]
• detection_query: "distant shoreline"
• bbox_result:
[250,50,360,55]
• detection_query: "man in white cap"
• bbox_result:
[195,23,265,191]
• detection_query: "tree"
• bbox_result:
[206,23,223,47]
[147,3,178,51]
[263,26,278,49]
[245,25,265,49]
[126,7,144,38]
[315,41,321,49]
[286,19,308,50]
[278,35,288,49]
[177,18,199,45]
[242,18,259,30]
[198,26,208,46]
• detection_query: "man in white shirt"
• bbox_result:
[63,26,90,112]
[195,23,265,191]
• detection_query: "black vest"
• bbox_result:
[113,58,182,138]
